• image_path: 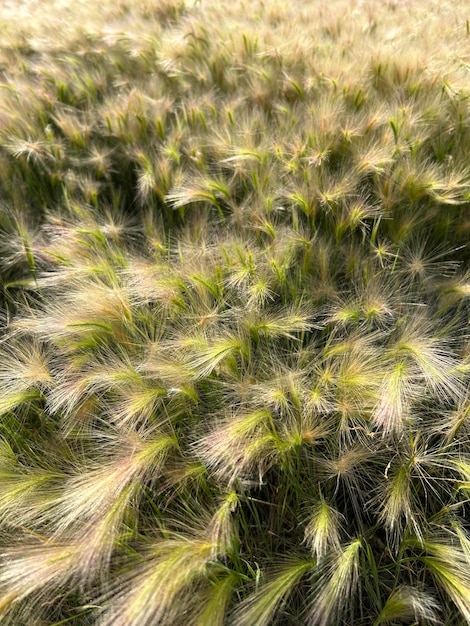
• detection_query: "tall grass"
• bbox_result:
[0,0,469,624]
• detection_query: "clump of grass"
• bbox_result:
[0,0,470,625]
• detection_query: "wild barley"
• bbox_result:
[0,0,469,624]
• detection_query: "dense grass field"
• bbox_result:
[0,0,470,624]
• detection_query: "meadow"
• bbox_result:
[0,0,470,623]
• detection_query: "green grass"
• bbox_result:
[0,0,469,624]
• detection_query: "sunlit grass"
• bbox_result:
[0,0,469,624]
